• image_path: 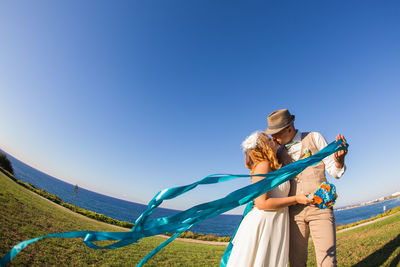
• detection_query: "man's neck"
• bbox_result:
[287,129,298,143]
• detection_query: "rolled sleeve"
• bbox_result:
[313,132,346,179]
[326,161,346,178]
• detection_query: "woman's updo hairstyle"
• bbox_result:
[241,131,281,173]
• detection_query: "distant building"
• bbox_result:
[392,192,400,197]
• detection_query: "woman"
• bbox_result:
[226,131,312,267]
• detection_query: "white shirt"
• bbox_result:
[286,131,346,178]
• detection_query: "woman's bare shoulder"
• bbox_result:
[253,160,272,174]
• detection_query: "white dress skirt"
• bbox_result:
[227,181,290,267]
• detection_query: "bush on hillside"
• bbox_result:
[0,152,14,175]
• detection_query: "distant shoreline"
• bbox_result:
[335,195,400,211]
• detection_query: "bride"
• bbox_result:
[226,131,312,267]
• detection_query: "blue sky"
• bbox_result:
[0,0,399,213]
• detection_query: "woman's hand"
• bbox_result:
[295,194,313,205]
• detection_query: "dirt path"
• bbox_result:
[336,212,399,233]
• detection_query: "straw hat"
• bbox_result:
[265,109,295,135]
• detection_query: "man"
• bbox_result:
[265,109,347,267]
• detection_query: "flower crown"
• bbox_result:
[241,131,264,151]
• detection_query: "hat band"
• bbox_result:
[268,120,292,130]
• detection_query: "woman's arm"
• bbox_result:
[252,161,312,211]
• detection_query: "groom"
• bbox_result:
[266,109,347,267]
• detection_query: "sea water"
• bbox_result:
[4,151,400,236]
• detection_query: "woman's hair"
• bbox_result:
[242,132,281,173]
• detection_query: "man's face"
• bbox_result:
[269,139,280,154]
[271,127,292,146]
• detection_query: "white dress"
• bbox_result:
[227,181,290,267]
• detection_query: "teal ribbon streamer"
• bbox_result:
[0,140,348,267]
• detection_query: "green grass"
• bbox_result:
[0,168,135,229]
[307,212,400,266]
[1,170,400,266]
[336,206,400,232]
[0,168,231,242]
[0,171,225,266]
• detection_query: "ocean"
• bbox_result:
[4,151,400,236]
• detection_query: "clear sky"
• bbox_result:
[1,0,399,214]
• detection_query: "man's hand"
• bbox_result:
[334,134,347,169]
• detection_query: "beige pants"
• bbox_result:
[289,205,337,267]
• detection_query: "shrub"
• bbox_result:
[0,152,14,174]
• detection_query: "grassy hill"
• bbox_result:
[0,171,225,266]
[1,171,399,266]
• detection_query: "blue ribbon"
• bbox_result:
[0,140,348,267]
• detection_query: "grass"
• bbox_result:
[0,168,231,242]
[1,170,400,266]
[3,165,397,243]
[0,168,134,229]
[336,206,400,231]
[307,212,400,266]
[0,171,225,266]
